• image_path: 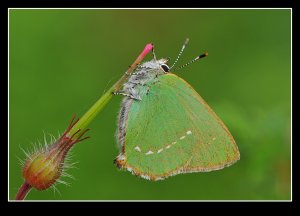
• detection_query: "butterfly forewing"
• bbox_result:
[122,73,240,180]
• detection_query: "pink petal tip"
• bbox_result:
[140,43,153,58]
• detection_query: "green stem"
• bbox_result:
[68,43,153,138]
[68,75,123,137]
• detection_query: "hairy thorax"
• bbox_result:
[122,59,168,100]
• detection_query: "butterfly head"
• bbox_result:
[158,58,170,73]
[136,58,170,75]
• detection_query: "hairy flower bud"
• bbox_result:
[16,116,89,199]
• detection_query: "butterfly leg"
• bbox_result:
[145,76,159,95]
[113,91,141,101]
[146,87,151,95]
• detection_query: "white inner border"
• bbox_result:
[8,8,293,202]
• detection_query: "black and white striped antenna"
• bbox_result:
[169,38,190,70]
[173,52,208,72]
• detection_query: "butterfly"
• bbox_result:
[113,39,240,181]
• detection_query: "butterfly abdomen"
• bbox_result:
[116,98,133,150]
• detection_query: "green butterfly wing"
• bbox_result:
[116,73,240,180]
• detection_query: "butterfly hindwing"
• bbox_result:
[117,73,240,180]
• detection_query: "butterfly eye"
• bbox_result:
[160,64,170,72]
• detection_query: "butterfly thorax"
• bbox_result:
[121,58,168,100]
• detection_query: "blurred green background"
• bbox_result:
[9,9,291,200]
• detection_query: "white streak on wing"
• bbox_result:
[180,136,186,140]
[145,150,154,155]
[134,146,141,152]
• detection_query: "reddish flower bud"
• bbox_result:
[16,116,89,199]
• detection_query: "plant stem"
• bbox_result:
[68,43,153,138]
[16,181,32,200]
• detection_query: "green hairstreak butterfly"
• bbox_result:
[114,39,240,181]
